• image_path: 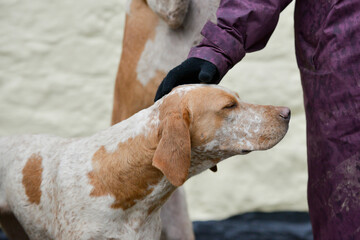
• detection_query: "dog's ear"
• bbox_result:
[152,112,191,187]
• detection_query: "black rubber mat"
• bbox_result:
[193,211,313,240]
[0,211,313,240]
[0,230,6,240]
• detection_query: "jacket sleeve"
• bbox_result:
[188,0,293,79]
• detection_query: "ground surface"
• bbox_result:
[193,211,313,240]
[0,211,312,240]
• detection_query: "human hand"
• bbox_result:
[154,58,219,102]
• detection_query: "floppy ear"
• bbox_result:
[152,113,191,187]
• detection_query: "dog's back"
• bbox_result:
[0,134,103,239]
[0,134,72,239]
[0,135,61,210]
[0,135,34,211]
[0,131,140,239]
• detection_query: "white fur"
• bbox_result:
[146,0,191,29]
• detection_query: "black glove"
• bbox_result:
[154,57,220,102]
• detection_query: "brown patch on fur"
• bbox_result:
[88,135,165,210]
[22,153,43,205]
[111,0,165,124]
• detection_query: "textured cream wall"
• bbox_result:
[0,1,307,221]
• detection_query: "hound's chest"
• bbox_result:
[23,212,162,240]
[83,213,162,240]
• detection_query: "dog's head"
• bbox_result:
[152,85,290,187]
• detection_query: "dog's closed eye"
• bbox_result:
[222,101,237,110]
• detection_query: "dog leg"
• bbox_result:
[146,0,190,29]
[160,188,194,240]
[0,212,29,240]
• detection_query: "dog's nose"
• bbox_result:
[279,107,291,121]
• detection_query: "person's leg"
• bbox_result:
[302,69,360,239]
[295,1,360,239]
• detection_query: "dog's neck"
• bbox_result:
[88,104,176,220]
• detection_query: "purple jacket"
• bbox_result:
[189,1,360,239]
[189,0,292,79]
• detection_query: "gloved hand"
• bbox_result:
[154,57,219,102]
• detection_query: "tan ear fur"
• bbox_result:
[152,113,191,187]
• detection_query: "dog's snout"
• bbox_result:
[279,107,291,121]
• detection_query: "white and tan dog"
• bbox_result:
[0,85,290,240]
